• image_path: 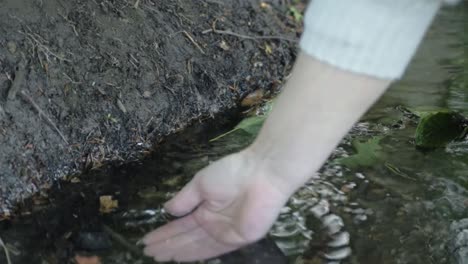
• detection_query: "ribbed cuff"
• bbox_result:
[300,0,441,80]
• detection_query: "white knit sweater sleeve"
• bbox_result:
[299,0,443,80]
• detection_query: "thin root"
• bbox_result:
[134,0,140,9]
[0,236,12,264]
[202,21,298,43]
[19,91,69,145]
[19,26,71,64]
[179,31,205,54]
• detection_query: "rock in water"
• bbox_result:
[449,219,468,264]
[415,111,467,149]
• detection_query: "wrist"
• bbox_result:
[240,145,317,197]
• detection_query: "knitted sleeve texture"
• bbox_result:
[299,0,443,79]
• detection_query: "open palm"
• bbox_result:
[142,151,290,262]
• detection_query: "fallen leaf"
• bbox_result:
[264,44,272,55]
[99,196,118,214]
[241,89,264,107]
[70,177,81,183]
[337,136,384,168]
[74,255,101,264]
[210,100,274,142]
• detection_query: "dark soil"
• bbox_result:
[0,0,299,212]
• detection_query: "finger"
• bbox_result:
[173,235,240,262]
[142,215,198,245]
[144,227,207,261]
[165,179,202,216]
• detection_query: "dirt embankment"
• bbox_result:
[0,0,299,212]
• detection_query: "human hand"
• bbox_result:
[142,53,391,262]
[142,150,290,262]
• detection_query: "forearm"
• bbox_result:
[246,53,391,195]
[243,0,444,196]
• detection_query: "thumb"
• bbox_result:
[164,179,202,217]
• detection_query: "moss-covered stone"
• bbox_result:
[415,111,467,149]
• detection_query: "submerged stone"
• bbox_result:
[415,111,467,149]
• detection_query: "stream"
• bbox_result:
[1,4,467,264]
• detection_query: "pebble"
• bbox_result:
[322,214,344,235]
[327,231,350,248]
[454,247,468,264]
[310,200,330,218]
[355,172,366,179]
[75,231,112,251]
[7,41,17,54]
[323,247,352,261]
[449,218,468,264]
[143,91,152,98]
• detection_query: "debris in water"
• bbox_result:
[99,195,119,214]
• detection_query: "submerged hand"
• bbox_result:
[142,150,290,262]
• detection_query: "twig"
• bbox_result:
[0,236,12,264]
[63,72,82,84]
[202,25,298,43]
[204,0,224,5]
[133,0,140,9]
[0,104,5,119]
[178,31,205,54]
[58,12,79,37]
[102,224,143,257]
[19,28,71,63]
[19,90,69,144]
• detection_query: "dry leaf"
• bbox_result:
[264,44,272,55]
[70,177,81,183]
[74,255,102,264]
[241,89,264,107]
[99,195,118,214]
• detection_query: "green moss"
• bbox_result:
[415,111,467,149]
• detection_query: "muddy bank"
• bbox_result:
[0,0,299,211]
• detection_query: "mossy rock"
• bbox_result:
[415,111,467,149]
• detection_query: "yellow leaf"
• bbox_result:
[99,196,118,214]
[265,44,272,55]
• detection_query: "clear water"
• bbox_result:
[275,5,468,264]
[1,4,467,264]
